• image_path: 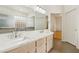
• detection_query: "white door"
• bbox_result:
[75,8,79,49]
[63,8,77,46]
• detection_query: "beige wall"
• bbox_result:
[51,14,56,32]
[56,16,62,31]
[51,14,62,32]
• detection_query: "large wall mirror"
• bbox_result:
[0,5,48,33]
[35,11,48,30]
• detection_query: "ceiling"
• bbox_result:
[0,5,63,17]
[39,5,63,13]
[0,5,35,16]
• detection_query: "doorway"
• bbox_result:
[51,13,62,50]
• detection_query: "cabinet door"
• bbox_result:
[47,35,53,52]
[36,38,46,53]
[37,44,46,53]
[7,44,29,53]
[7,41,35,53]
[27,41,35,53]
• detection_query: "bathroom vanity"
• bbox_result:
[0,6,53,53]
[0,30,53,53]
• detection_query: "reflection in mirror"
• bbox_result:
[0,5,48,33]
[35,11,48,30]
[0,5,35,33]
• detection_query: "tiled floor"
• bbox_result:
[49,40,79,53]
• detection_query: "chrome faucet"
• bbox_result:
[14,31,18,38]
[39,30,44,33]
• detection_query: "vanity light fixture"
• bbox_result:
[34,6,46,14]
[14,16,23,18]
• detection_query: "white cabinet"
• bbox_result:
[36,38,46,53]
[36,34,53,53]
[7,34,53,53]
[46,35,53,52]
[7,41,35,53]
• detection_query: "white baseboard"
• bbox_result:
[62,40,79,49]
